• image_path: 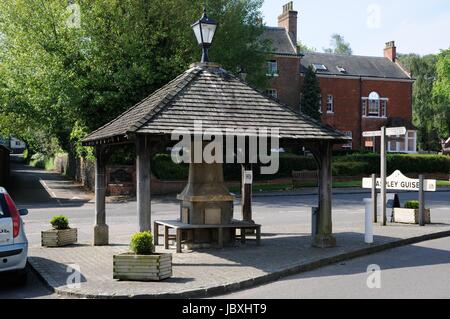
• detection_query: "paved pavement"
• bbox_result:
[218,236,450,299]
[3,161,450,298]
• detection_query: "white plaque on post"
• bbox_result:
[243,171,253,185]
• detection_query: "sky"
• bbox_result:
[262,0,450,56]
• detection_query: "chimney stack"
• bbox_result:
[384,41,397,62]
[278,1,298,45]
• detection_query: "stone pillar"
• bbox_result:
[94,146,109,246]
[313,142,336,248]
[136,135,151,232]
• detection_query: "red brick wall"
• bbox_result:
[268,55,301,110]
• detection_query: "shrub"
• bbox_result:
[404,200,420,209]
[50,215,70,230]
[130,231,154,255]
[332,162,369,176]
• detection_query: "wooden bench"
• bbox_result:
[154,220,261,253]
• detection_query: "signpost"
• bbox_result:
[362,126,407,226]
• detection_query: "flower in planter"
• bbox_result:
[50,215,70,230]
[130,231,154,255]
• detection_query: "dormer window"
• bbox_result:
[312,63,328,72]
[336,65,346,73]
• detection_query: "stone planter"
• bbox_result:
[41,228,78,247]
[393,208,431,224]
[113,253,172,281]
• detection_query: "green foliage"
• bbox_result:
[0,0,268,157]
[432,48,450,140]
[335,153,450,175]
[297,41,316,53]
[130,231,154,255]
[50,215,70,230]
[323,34,352,55]
[300,66,322,121]
[151,154,189,180]
[404,200,420,209]
[398,53,442,150]
[332,162,369,176]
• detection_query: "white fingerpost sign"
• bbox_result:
[243,171,253,184]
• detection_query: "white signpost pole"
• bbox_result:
[380,126,387,226]
[419,175,425,226]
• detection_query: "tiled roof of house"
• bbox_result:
[82,64,348,145]
[300,52,412,80]
[260,27,299,56]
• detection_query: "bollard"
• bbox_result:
[363,198,374,244]
[311,207,319,237]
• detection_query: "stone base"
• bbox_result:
[312,234,337,248]
[94,224,109,246]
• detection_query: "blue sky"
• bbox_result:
[262,0,450,56]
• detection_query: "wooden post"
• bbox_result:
[419,175,425,226]
[137,135,151,232]
[371,174,377,223]
[241,163,253,223]
[313,142,336,248]
[380,126,387,226]
[94,146,109,246]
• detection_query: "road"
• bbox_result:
[218,236,450,299]
[1,160,450,299]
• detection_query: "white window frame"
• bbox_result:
[319,94,322,113]
[326,95,334,113]
[362,92,388,118]
[266,89,278,99]
[266,60,278,77]
[388,130,417,153]
[342,131,353,149]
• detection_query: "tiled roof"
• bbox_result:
[82,64,348,145]
[300,52,412,80]
[260,27,299,56]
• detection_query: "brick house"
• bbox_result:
[261,2,416,153]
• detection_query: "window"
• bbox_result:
[362,92,388,118]
[267,60,278,76]
[388,131,417,153]
[312,63,328,72]
[266,89,278,99]
[343,131,353,149]
[362,99,367,117]
[336,65,346,73]
[326,95,334,113]
[319,94,322,113]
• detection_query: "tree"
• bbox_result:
[398,53,440,150]
[432,48,450,140]
[323,34,352,55]
[300,66,322,121]
[0,0,269,158]
[297,41,316,53]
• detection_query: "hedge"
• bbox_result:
[151,153,450,181]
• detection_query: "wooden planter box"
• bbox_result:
[41,228,78,247]
[394,208,431,224]
[113,253,172,281]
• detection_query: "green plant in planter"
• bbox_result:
[404,200,420,209]
[50,215,70,230]
[130,231,154,255]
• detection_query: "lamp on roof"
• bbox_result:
[191,6,218,63]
